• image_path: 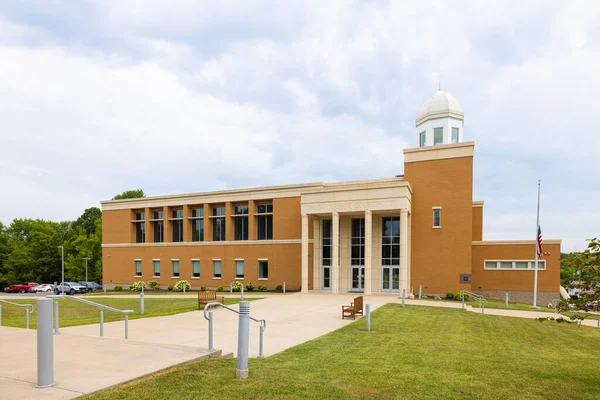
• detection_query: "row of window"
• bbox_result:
[419,127,460,147]
[134,259,270,279]
[484,260,546,270]
[133,203,273,244]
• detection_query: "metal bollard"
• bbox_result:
[283,281,286,294]
[183,285,186,294]
[103,284,106,294]
[402,289,406,307]
[461,293,465,309]
[230,282,233,294]
[125,315,129,340]
[100,311,104,337]
[36,298,54,388]
[366,304,371,331]
[418,285,422,300]
[54,301,59,335]
[241,284,244,300]
[140,286,145,315]
[259,324,265,358]
[26,308,30,329]
[208,310,214,351]
[236,301,250,379]
[505,293,509,308]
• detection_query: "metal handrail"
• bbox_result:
[203,302,267,358]
[459,291,487,314]
[0,299,35,329]
[48,294,133,339]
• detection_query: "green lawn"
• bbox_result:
[83,304,600,400]
[0,297,256,329]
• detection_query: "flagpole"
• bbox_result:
[532,180,541,308]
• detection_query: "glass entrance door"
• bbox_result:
[351,266,364,292]
[382,267,399,292]
[323,266,331,290]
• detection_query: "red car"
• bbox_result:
[6,282,39,293]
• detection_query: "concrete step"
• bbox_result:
[220,352,234,358]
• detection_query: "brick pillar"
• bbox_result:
[183,205,191,242]
[205,204,212,241]
[248,200,256,240]
[163,206,172,242]
[225,202,234,241]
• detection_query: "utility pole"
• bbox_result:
[82,258,91,282]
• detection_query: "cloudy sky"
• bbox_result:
[0,1,598,251]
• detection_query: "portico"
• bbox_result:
[300,179,412,295]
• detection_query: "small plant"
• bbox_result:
[275,284,283,292]
[245,282,255,291]
[148,280,160,291]
[446,291,454,300]
[231,281,242,292]
[130,281,146,292]
[217,286,224,292]
[257,284,268,292]
[435,296,441,300]
[114,285,122,292]
[422,295,428,299]
[168,284,174,291]
[200,286,207,291]
[174,280,190,292]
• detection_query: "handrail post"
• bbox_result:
[103,284,106,294]
[461,293,465,309]
[482,300,485,314]
[100,310,104,337]
[259,323,264,358]
[241,284,244,300]
[283,281,286,294]
[366,304,371,331]
[230,282,233,294]
[125,314,129,340]
[54,301,59,335]
[208,310,214,351]
[236,301,250,379]
[402,289,406,307]
[505,293,509,308]
[25,308,30,329]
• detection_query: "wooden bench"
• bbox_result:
[198,290,225,310]
[341,296,364,319]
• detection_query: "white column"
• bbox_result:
[331,212,340,294]
[400,209,409,293]
[364,210,372,295]
[301,214,309,293]
[407,211,412,294]
[313,217,321,290]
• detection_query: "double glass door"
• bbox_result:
[382,267,399,292]
[351,265,364,292]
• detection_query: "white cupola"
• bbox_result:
[415,90,464,147]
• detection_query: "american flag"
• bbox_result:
[536,225,543,257]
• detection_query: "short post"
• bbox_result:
[103,284,106,294]
[36,298,54,388]
[54,301,59,335]
[241,284,244,300]
[505,293,509,308]
[259,324,265,358]
[418,285,422,300]
[26,308,30,329]
[208,310,214,351]
[140,285,145,315]
[401,289,406,307]
[461,293,465,310]
[230,282,233,294]
[99,311,104,337]
[366,304,371,331]
[183,285,186,294]
[125,314,129,340]
[236,301,250,379]
[283,281,286,294]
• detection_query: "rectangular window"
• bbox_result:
[233,204,249,241]
[419,131,426,147]
[485,261,497,269]
[213,217,225,241]
[153,221,164,243]
[172,209,183,218]
[153,210,163,219]
[192,260,200,278]
[234,205,249,215]
[258,260,268,280]
[135,221,145,243]
[135,211,145,221]
[257,203,273,240]
[531,261,546,269]
[212,206,225,216]
[451,127,459,143]
[153,260,160,277]
[213,260,222,278]
[172,220,183,242]
[434,127,443,145]
[351,218,365,266]
[235,260,244,279]
[322,219,332,266]
[191,207,204,218]
[381,217,400,266]
[433,208,441,228]
[485,260,547,270]
[500,262,513,269]
[172,260,180,277]
[135,260,142,277]
[192,219,204,242]
[515,261,528,269]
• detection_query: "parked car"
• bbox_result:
[54,282,88,295]
[78,282,102,292]
[6,282,39,293]
[35,284,55,293]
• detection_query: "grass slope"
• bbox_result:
[83,304,600,400]
[0,297,254,329]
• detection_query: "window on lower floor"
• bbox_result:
[192,260,200,278]
[381,216,400,266]
[213,260,222,278]
[135,260,142,277]
[172,260,180,277]
[351,218,365,266]
[153,260,160,277]
[235,260,244,279]
[258,260,268,279]
[434,127,443,145]
[322,219,332,266]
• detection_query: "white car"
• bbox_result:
[35,284,54,293]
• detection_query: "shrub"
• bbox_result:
[200,286,207,291]
[174,280,190,292]
[257,285,268,292]
[275,284,283,292]
[245,282,255,291]
[422,295,428,299]
[435,296,441,301]
[446,291,454,300]
[148,280,160,291]
[217,286,224,292]
[130,281,146,292]
[168,284,174,291]
[114,285,122,292]
[231,281,242,292]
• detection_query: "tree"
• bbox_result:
[63,208,103,282]
[0,222,8,287]
[71,207,101,236]
[559,238,600,315]
[112,190,145,200]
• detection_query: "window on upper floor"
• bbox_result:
[133,211,145,243]
[257,203,273,240]
[451,127,459,143]
[152,210,164,243]
[172,209,183,242]
[433,127,443,145]
[419,131,426,147]
[212,206,226,241]
[433,208,441,228]
[190,207,204,242]
[233,205,249,240]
